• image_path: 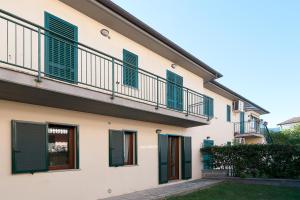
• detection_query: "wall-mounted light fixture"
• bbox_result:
[156,129,162,134]
[171,63,177,69]
[100,28,110,39]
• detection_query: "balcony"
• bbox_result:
[0,9,212,127]
[234,121,266,138]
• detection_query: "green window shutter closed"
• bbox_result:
[204,97,214,119]
[158,134,168,184]
[45,12,78,83]
[123,49,138,88]
[181,136,192,180]
[167,70,183,111]
[167,70,176,109]
[227,105,231,122]
[176,75,183,111]
[240,112,245,134]
[12,121,48,174]
[109,130,124,167]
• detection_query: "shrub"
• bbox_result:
[201,144,300,179]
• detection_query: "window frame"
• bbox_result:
[227,105,231,122]
[47,123,78,171]
[109,129,138,167]
[12,120,79,174]
[123,131,137,166]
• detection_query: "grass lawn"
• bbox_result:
[168,182,300,200]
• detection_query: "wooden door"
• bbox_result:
[168,136,179,180]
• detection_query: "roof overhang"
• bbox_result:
[58,0,222,81]
[205,80,270,115]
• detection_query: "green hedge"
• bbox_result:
[201,144,300,179]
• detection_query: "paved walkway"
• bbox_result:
[100,179,222,200]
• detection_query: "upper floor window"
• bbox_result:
[204,97,214,119]
[166,70,183,111]
[109,130,137,167]
[227,105,231,122]
[123,49,139,88]
[44,12,78,83]
[12,121,79,174]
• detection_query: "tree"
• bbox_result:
[270,125,300,145]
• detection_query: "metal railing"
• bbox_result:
[0,9,212,119]
[234,121,265,135]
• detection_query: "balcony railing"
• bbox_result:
[234,121,266,136]
[0,9,212,119]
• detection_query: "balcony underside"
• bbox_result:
[0,67,209,127]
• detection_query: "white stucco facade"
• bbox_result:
[0,1,268,199]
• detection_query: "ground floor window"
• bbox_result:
[109,130,137,167]
[12,120,79,174]
[48,125,76,170]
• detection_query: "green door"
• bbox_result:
[240,112,245,134]
[203,139,214,170]
[167,70,183,111]
[45,12,78,83]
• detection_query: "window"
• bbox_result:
[45,12,78,83]
[227,105,231,122]
[48,124,76,170]
[109,130,137,167]
[166,70,183,111]
[204,97,214,119]
[123,49,138,88]
[12,120,79,174]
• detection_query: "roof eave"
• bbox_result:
[205,80,270,115]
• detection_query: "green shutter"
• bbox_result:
[167,70,176,109]
[204,97,214,119]
[227,105,231,122]
[12,121,48,174]
[240,112,245,134]
[158,134,168,184]
[167,70,183,111]
[176,75,183,111]
[210,98,214,118]
[123,49,138,88]
[45,12,78,83]
[109,130,124,167]
[203,139,214,170]
[181,136,192,180]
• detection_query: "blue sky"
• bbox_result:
[113,0,300,127]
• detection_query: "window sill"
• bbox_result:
[47,168,81,173]
[123,164,138,167]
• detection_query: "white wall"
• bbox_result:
[0,100,187,200]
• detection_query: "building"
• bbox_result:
[0,1,269,199]
[278,117,300,130]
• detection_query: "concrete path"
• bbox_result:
[100,179,222,200]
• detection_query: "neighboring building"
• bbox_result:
[0,1,269,199]
[278,117,300,130]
